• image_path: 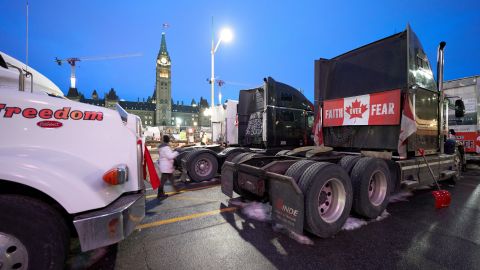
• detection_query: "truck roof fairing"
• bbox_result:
[315,25,437,103]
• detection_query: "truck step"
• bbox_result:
[401,180,420,189]
[440,170,457,179]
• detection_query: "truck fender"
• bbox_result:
[0,148,118,214]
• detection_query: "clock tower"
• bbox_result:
[155,32,172,126]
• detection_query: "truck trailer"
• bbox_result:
[444,75,480,161]
[221,26,465,238]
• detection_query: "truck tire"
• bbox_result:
[223,148,249,162]
[185,151,218,182]
[224,152,252,196]
[0,194,69,270]
[385,160,400,194]
[228,152,263,196]
[231,152,262,164]
[297,162,353,238]
[285,160,317,183]
[175,150,191,168]
[339,155,361,175]
[350,157,391,219]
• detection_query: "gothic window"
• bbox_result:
[160,70,169,78]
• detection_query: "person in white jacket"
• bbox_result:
[157,135,179,198]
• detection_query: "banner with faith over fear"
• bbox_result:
[322,89,401,127]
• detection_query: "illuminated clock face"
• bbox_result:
[160,57,167,64]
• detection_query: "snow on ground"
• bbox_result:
[389,190,414,202]
[229,189,414,242]
[341,216,368,231]
[342,189,415,231]
[229,198,314,245]
[242,202,272,222]
[341,210,390,231]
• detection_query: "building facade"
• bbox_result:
[67,32,210,128]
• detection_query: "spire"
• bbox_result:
[158,32,169,59]
[92,89,98,100]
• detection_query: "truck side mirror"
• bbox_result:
[0,54,8,69]
[455,99,465,118]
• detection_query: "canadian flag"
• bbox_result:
[313,107,324,146]
[397,94,417,158]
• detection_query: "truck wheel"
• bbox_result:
[285,160,316,183]
[186,151,218,182]
[227,152,250,195]
[297,162,353,238]
[229,152,263,195]
[0,194,69,270]
[231,152,262,164]
[223,148,249,162]
[175,151,190,168]
[350,157,391,219]
[339,155,361,175]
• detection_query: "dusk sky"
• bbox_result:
[1,0,479,104]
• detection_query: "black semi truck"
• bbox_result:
[221,25,464,238]
[177,77,314,182]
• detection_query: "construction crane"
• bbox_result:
[206,78,254,104]
[54,53,141,89]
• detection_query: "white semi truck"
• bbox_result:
[444,75,480,161]
[0,52,145,270]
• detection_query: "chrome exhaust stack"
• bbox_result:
[437,41,446,153]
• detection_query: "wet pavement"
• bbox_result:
[67,166,480,270]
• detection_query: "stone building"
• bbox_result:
[66,32,211,128]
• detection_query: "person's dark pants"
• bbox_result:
[158,173,177,197]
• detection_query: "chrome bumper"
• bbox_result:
[73,192,145,252]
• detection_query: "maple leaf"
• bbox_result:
[345,99,368,119]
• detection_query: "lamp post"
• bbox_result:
[210,23,233,127]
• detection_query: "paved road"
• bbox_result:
[68,167,480,270]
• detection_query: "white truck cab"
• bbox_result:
[0,51,145,270]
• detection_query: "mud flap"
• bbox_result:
[268,172,304,234]
[221,161,235,197]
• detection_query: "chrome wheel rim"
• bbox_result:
[194,158,212,177]
[368,170,387,206]
[317,178,346,223]
[0,232,28,270]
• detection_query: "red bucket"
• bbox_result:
[432,190,451,209]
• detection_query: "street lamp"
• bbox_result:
[211,26,233,121]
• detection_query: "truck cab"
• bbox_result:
[0,51,145,269]
[238,77,314,150]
